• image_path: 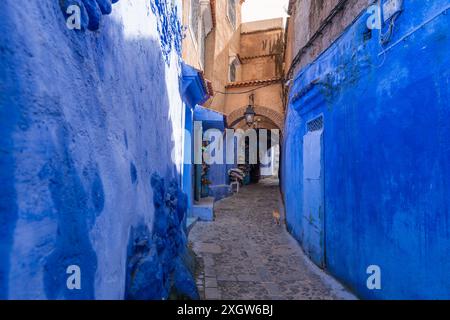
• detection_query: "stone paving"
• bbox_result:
[189,178,355,300]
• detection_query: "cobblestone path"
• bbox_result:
[189,178,355,300]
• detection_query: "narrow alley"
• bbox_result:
[189,178,353,300]
[1,0,450,303]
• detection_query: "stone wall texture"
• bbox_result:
[285,0,369,78]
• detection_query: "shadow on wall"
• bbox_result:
[0,0,197,299]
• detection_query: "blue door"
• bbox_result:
[302,117,325,267]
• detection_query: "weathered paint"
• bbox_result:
[282,0,450,299]
[0,0,197,299]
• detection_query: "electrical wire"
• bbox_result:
[213,82,279,95]
[380,11,401,45]
[376,10,402,68]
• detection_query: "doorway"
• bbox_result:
[302,115,325,268]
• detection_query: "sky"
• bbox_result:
[241,0,290,23]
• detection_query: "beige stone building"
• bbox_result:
[182,0,285,133]
[224,18,285,132]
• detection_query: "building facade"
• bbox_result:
[183,0,284,184]
[224,18,285,133]
[282,0,450,299]
[183,0,285,132]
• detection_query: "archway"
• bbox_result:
[226,105,284,131]
[226,107,283,183]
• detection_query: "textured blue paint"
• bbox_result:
[42,125,99,299]
[125,173,197,300]
[0,0,194,299]
[125,223,164,300]
[171,256,199,299]
[59,0,90,31]
[151,0,183,64]
[130,162,138,184]
[183,107,194,216]
[0,3,19,298]
[59,0,118,31]
[282,0,450,299]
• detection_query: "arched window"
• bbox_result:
[227,0,236,29]
[229,58,239,82]
[190,0,200,44]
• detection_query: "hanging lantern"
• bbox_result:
[244,93,256,126]
[244,105,256,126]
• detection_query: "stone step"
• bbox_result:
[192,197,215,221]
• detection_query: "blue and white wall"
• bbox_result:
[282,0,450,299]
[0,0,197,299]
[194,106,231,200]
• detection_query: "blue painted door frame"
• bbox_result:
[183,106,194,216]
[302,121,325,267]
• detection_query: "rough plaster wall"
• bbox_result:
[241,57,277,81]
[240,29,284,81]
[308,0,341,33]
[0,0,193,300]
[240,30,284,57]
[203,0,242,113]
[241,18,284,33]
[283,17,294,73]
[291,0,311,65]
[287,0,368,75]
[182,0,203,70]
[204,24,217,80]
[283,0,450,299]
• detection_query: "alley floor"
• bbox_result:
[189,178,355,300]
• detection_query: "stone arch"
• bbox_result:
[227,105,284,131]
[234,115,279,131]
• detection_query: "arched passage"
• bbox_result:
[226,107,283,182]
[226,105,284,131]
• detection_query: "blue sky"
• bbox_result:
[242,0,290,22]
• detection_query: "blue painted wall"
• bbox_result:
[282,0,450,299]
[183,106,195,216]
[0,0,197,299]
[194,106,231,200]
[180,64,210,216]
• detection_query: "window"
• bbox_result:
[229,58,238,82]
[227,0,236,29]
[307,116,324,132]
[200,22,206,67]
[190,0,200,44]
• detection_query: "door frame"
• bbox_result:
[302,113,326,268]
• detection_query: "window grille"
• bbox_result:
[307,116,324,132]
